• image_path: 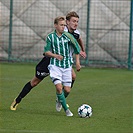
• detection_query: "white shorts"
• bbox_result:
[48,65,72,87]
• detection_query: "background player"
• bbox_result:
[10,11,86,111]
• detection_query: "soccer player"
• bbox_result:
[64,11,86,91]
[56,11,86,111]
[10,11,86,111]
[44,16,81,116]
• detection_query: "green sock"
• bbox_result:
[62,80,74,98]
[63,89,69,98]
[56,92,68,111]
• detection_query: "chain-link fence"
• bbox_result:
[0,0,132,69]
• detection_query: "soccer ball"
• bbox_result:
[78,104,92,118]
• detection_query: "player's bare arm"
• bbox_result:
[45,51,63,61]
[75,54,81,71]
[77,37,87,58]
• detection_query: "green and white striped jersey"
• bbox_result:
[44,30,80,68]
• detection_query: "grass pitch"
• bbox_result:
[0,63,132,133]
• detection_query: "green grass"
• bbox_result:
[0,63,132,133]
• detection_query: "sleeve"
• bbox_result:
[44,35,52,52]
[68,33,80,54]
[70,39,80,54]
[73,39,80,54]
[64,32,80,54]
[73,44,80,54]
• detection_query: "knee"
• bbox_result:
[72,73,76,80]
[30,77,42,87]
[30,80,39,87]
[64,86,71,93]
[65,89,70,94]
[56,84,63,94]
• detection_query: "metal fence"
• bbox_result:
[0,0,133,69]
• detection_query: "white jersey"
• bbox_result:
[64,26,80,60]
[64,26,80,40]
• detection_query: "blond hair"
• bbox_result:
[54,16,65,24]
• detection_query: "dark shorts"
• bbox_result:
[35,56,50,80]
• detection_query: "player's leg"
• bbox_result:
[56,84,73,116]
[49,65,73,116]
[57,67,73,116]
[71,68,76,88]
[62,67,73,116]
[56,68,76,110]
[63,86,73,116]
[10,57,50,110]
[10,76,42,111]
[16,76,42,103]
[48,65,64,112]
[63,68,76,98]
[56,83,68,111]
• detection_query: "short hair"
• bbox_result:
[66,11,79,20]
[54,16,65,24]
